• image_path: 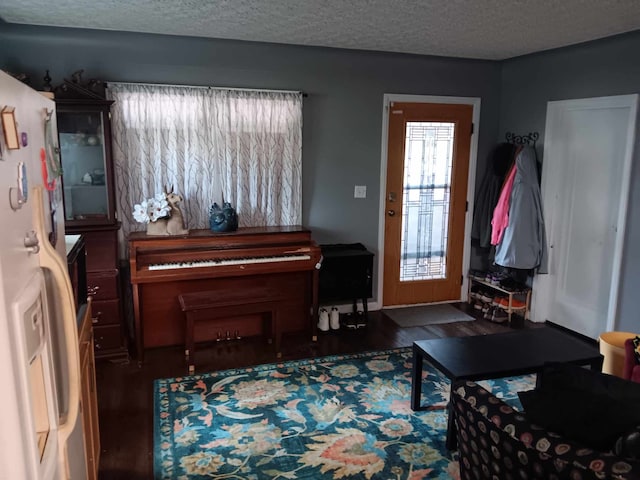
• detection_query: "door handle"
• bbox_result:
[32,187,80,478]
[387,210,396,217]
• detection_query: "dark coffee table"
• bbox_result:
[411,323,603,449]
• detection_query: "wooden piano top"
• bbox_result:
[129,226,312,249]
[129,225,320,284]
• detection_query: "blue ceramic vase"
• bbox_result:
[209,202,238,232]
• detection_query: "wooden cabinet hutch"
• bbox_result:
[54,73,128,360]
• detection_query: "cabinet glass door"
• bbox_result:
[58,111,111,223]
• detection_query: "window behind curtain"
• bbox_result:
[107,83,303,249]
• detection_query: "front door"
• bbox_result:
[383,102,473,306]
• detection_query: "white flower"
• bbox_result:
[132,193,171,223]
[133,200,150,223]
[147,196,170,222]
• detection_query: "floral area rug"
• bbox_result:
[154,348,535,479]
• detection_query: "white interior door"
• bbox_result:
[533,95,638,339]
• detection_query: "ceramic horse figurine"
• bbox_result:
[146,186,190,236]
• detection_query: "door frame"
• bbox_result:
[377,94,481,308]
[532,94,638,334]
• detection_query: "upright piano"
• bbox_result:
[129,226,322,360]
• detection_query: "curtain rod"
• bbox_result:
[106,81,307,97]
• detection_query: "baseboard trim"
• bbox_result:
[544,320,598,345]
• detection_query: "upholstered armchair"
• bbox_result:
[452,379,640,480]
[624,338,640,383]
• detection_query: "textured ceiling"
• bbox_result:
[1,0,640,60]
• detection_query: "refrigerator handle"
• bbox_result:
[32,186,80,480]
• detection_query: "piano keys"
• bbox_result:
[129,226,322,361]
[148,252,312,271]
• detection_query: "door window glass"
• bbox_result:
[400,121,455,281]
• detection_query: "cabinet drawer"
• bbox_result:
[93,325,123,352]
[87,272,119,300]
[91,299,120,326]
[82,230,118,271]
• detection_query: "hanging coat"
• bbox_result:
[490,161,517,246]
[494,146,546,270]
[471,143,514,248]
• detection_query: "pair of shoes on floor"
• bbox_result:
[473,300,492,314]
[470,286,493,303]
[318,307,340,331]
[486,271,509,285]
[469,285,482,301]
[499,277,528,292]
[471,289,493,303]
[491,309,509,323]
[484,306,509,323]
[343,311,367,329]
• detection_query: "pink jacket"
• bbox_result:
[491,162,517,246]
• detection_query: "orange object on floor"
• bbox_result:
[493,296,526,309]
[599,331,637,377]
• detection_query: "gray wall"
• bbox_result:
[499,31,640,332]
[10,22,637,326]
[0,22,500,254]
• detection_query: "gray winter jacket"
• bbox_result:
[494,146,547,270]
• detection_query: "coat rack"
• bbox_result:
[505,131,539,146]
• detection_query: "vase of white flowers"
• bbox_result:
[133,193,171,227]
[132,188,189,236]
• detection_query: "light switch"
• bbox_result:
[354,185,367,198]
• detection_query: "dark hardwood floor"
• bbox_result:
[95,304,539,479]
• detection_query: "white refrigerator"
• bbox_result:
[0,71,86,479]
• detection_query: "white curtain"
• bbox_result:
[107,83,303,241]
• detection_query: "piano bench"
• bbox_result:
[178,292,281,374]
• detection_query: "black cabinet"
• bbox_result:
[319,243,374,317]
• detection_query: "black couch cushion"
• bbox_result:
[536,362,640,401]
[518,363,640,451]
[615,426,640,460]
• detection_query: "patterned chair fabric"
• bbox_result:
[451,380,640,480]
[623,338,640,383]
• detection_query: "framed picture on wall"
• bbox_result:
[1,106,20,150]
